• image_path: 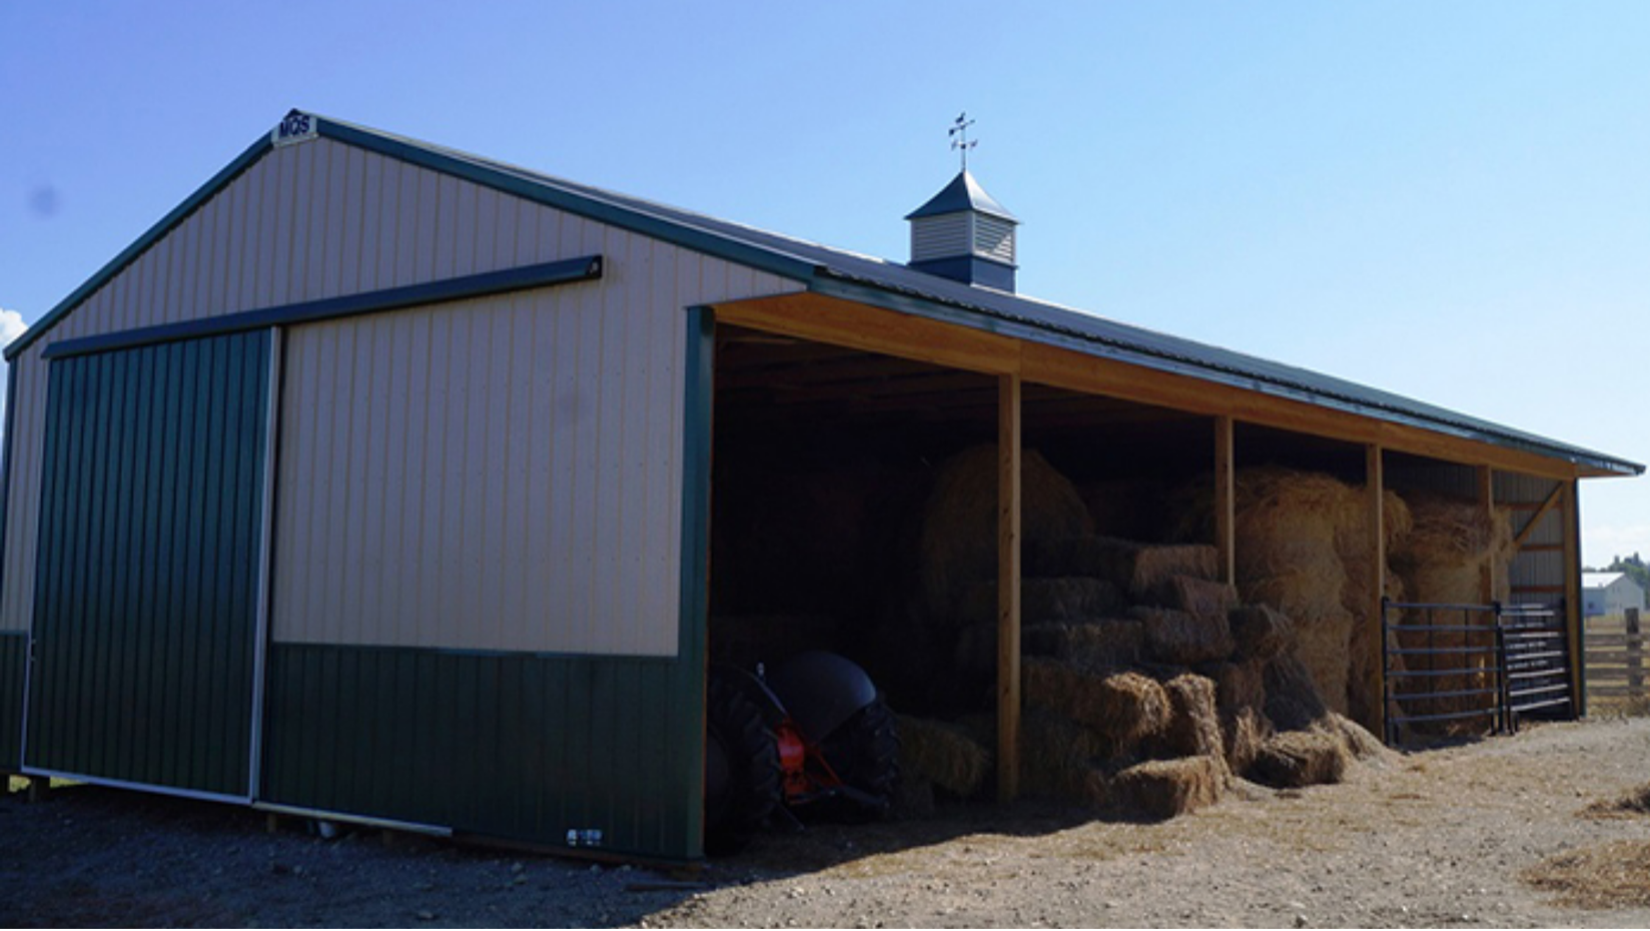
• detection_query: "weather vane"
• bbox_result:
[949,112,977,172]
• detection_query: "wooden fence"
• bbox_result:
[1586,608,1646,710]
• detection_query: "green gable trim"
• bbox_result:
[42,255,602,361]
[6,135,274,362]
[317,119,822,286]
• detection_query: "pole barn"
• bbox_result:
[0,112,1639,861]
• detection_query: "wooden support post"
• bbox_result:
[1366,445,1390,741]
[997,373,1022,802]
[26,776,51,804]
[1214,416,1236,586]
[1562,480,1585,717]
[1477,467,1497,605]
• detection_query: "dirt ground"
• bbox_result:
[5,716,1650,928]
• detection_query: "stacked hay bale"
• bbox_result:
[892,448,1389,820]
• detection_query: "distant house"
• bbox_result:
[1583,572,1647,617]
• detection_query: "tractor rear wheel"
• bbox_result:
[819,695,899,818]
[704,672,781,855]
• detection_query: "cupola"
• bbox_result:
[905,169,1019,292]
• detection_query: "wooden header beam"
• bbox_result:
[715,292,1598,481]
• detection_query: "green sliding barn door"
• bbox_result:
[26,331,271,797]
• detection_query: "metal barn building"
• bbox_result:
[0,111,1640,861]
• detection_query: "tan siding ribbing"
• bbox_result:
[0,136,802,637]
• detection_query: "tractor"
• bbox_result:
[703,651,899,854]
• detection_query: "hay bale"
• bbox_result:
[958,577,1123,627]
[1146,575,1239,620]
[895,715,992,798]
[1020,712,1111,803]
[1248,728,1351,788]
[918,447,1093,622]
[1228,604,1293,662]
[1030,536,1219,596]
[1206,659,1267,712]
[1327,712,1392,763]
[1131,606,1235,665]
[1022,658,1171,748]
[1221,707,1272,774]
[1391,492,1515,606]
[1023,619,1145,668]
[1264,654,1329,732]
[1112,756,1224,819]
[1155,674,1227,764]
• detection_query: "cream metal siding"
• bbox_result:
[270,249,717,655]
[0,136,801,638]
[1497,471,1566,605]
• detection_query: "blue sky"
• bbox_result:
[1,1,1646,564]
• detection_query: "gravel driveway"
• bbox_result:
[6,717,1650,928]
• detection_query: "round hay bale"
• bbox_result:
[917,446,1093,622]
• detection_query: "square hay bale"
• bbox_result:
[1020,712,1112,803]
[1112,756,1224,819]
[959,577,1122,627]
[1248,727,1351,788]
[1032,537,1219,596]
[1205,659,1267,713]
[1264,654,1329,733]
[1023,619,1145,668]
[895,715,992,798]
[1021,658,1171,748]
[1221,706,1272,774]
[1154,674,1227,764]
[1228,604,1292,662]
[1131,606,1235,666]
[1147,575,1239,621]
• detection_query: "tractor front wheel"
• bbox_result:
[819,696,900,818]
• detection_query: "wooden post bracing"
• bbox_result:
[997,373,1023,801]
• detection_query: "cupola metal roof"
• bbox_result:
[905,170,1018,222]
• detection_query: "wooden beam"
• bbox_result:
[1214,416,1236,585]
[1366,445,1392,742]
[998,373,1023,802]
[1563,480,1585,716]
[1512,484,1565,550]
[716,291,1596,480]
[1478,467,1497,605]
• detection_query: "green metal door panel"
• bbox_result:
[26,331,270,797]
[0,633,23,769]
[261,645,703,861]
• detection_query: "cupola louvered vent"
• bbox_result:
[905,170,1019,292]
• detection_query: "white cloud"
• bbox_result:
[0,308,26,349]
[0,309,28,443]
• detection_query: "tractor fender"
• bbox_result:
[764,651,879,744]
